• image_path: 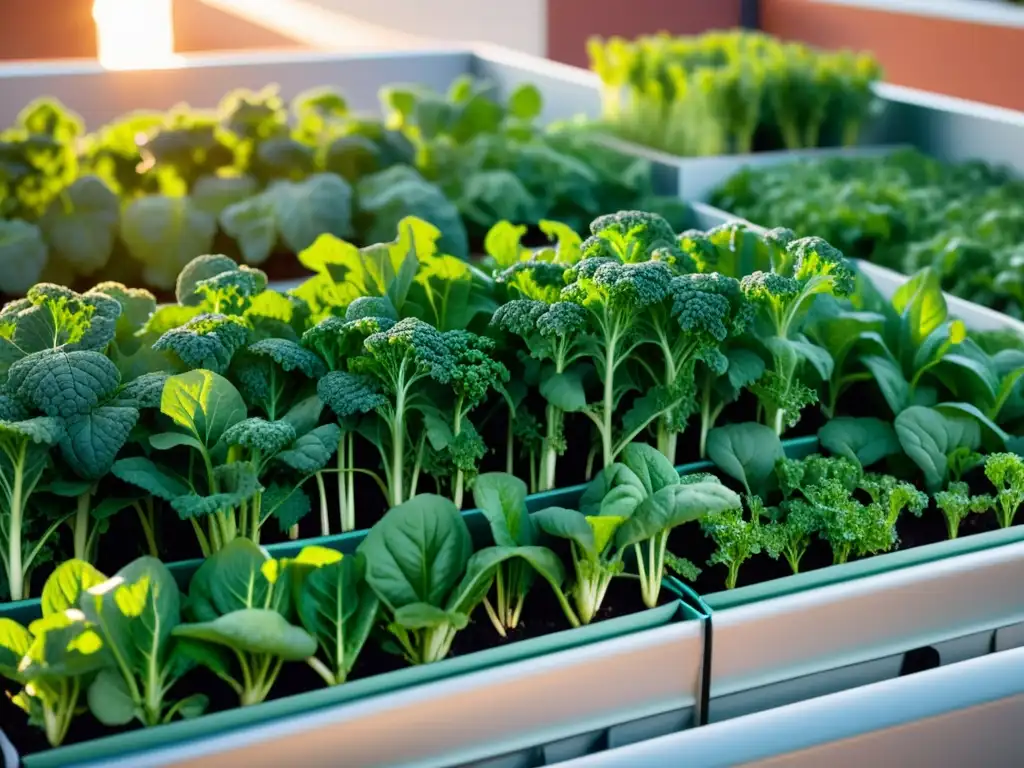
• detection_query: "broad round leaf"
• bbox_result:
[173,609,317,661]
[616,482,743,550]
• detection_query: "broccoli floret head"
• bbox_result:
[317,370,387,419]
[670,272,748,342]
[361,317,454,385]
[345,296,398,322]
[301,313,395,371]
[537,301,588,338]
[984,452,1024,491]
[495,259,569,289]
[584,210,678,262]
[740,271,801,304]
[563,259,674,312]
[491,299,587,342]
[491,299,548,338]
[247,337,327,379]
[222,417,297,456]
[443,330,510,406]
[789,237,855,297]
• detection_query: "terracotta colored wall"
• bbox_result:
[547,0,744,67]
[0,0,300,62]
[173,0,302,53]
[0,0,98,60]
[762,0,1024,111]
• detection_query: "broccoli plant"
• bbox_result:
[438,331,510,508]
[640,271,749,462]
[303,299,396,531]
[561,257,681,469]
[491,299,588,491]
[739,230,854,435]
[934,481,993,540]
[984,452,1024,528]
[348,317,455,506]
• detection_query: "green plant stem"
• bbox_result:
[306,656,339,686]
[945,513,960,541]
[996,498,1019,529]
[42,678,79,747]
[390,378,408,506]
[452,396,466,510]
[6,444,26,601]
[73,490,92,562]
[634,533,669,609]
[316,472,329,537]
[600,331,618,468]
[725,562,741,590]
[133,499,159,557]
[540,403,562,492]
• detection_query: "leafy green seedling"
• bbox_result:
[82,557,206,727]
[294,546,379,686]
[358,494,529,663]
[702,496,770,590]
[472,472,569,636]
[984,452,1024,528]
[173,539,317,706]
[0,560,107,746]
[934,482,993,540]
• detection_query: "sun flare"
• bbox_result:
[93,0,182,70]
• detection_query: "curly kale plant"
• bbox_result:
[739,229,854,434]
[984,452,1024,529]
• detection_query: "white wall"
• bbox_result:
[309,0,547,55]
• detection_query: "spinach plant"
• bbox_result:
[471,472,572,635]
[294,546,379,686]
[357,494,527,663]
[174,539,318,705]
[82,557,206,727]
[0,560,107,746]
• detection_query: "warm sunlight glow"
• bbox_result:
[93,0,182,70]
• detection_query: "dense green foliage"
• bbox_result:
[588,30,881,156]
[3,199,1024,756]
[711,148,1024,317]
[0,79,686,296]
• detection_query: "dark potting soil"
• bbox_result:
[2,576,667,756]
